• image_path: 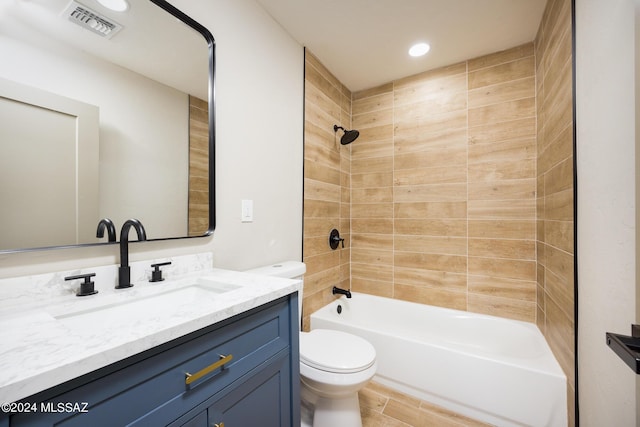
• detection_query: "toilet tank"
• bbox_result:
[245,261,305,330]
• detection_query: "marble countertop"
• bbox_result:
[0,267,301,404]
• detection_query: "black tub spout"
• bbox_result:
[332,286,352,298]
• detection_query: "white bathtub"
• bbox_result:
[310,293,567,427]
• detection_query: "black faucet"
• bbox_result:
[116,219,147,289]
[332,286,352,298]
[96,218,117,242]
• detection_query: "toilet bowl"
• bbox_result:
[246,261,377,427]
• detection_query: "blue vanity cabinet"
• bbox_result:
[7,293,300,427]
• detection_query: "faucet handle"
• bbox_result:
[65,273,98,297]
[150,261,172,282]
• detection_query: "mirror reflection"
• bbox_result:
[0,0,214,252]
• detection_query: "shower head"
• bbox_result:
[333,125,360,145]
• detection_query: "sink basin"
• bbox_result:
[54,278,242,334]
[196,277,243,293]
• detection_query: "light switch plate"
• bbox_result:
[241,199,253,222]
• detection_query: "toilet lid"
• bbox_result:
[300,329,376,373]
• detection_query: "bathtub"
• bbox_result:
[310,293,567,427]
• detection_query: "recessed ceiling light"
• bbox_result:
[96,0,129,12]
[409,42,430,57]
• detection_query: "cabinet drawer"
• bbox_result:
[10,297,292,427]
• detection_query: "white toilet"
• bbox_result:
[246,261,377,427]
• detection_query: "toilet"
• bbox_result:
[246,261,377,427]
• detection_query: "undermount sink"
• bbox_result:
[53,278,242,334]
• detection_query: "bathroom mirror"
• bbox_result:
[0,0,215,252]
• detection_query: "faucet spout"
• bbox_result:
[96,218,117,242]
[117,219,147,289]
[332,286,352,299]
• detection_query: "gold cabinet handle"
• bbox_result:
[213,423,224,427]
[185,354,233,385]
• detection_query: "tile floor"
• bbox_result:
[359,381,493,427]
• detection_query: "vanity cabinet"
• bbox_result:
[6,294,300,427]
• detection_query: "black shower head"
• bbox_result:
[333,125,360,145]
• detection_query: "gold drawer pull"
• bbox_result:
[185,354,233,385]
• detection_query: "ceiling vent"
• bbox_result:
[64,1,123,38]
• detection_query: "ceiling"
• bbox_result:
[255,0,548,92]
[0,0,209,99]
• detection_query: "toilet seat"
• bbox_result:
[300,329,376,373]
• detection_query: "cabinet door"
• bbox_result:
[208,354,291,427]
[177,411,207,427]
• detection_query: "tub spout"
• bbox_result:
[332,286,352,298]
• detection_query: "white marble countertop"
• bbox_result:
[0,267,301,404]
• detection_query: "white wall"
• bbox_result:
[0,0,304,277]
[172,0,304,269]
[175,0,305,270]
[576,0,637,424]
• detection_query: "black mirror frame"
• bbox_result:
[149,0,216,238]
[1,0,216,254]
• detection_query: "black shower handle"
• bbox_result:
[329,229,344,250]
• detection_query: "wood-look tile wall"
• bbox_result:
[303,4,575,420]
[535,0,575,423]
[302,51,352,330]
[351,44,538,322]
[188,95,209,236]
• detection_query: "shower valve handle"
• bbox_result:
[329,229,344,250]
